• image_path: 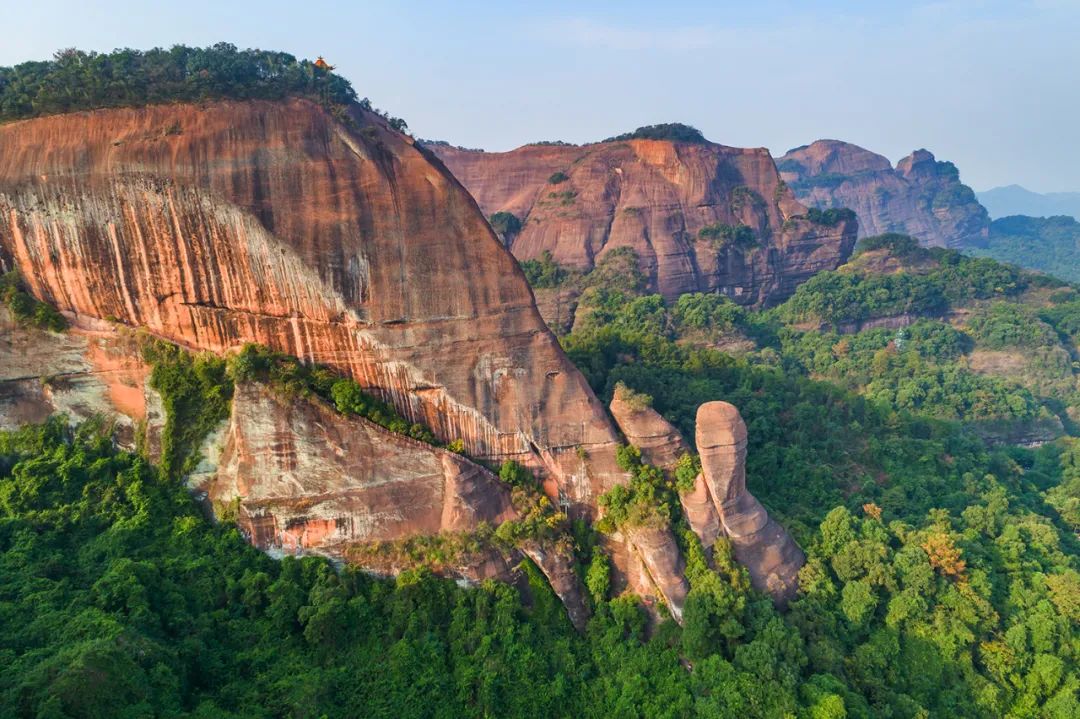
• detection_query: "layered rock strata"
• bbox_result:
[430,139,857,306]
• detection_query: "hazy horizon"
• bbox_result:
[3,0,1077,193]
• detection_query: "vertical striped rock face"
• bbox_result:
[0,99,626,507]
[429,139,857,306]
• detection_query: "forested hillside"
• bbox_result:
[2,236,1079,717]
[0,42,1076,719]
[969,216,1080,284]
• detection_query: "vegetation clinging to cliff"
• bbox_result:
[488,211,522,244]
[142,339,232,479]
[597,445,679,532]
[0,43,405,132]
[229,344,438,445]
[519,250,570,288]
[0,271,67,332]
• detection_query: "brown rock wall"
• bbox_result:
[0,99,626,506]
[431,139,856,306]
[778,140,989,248]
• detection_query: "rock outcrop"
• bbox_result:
[608,384,688,473]
[193,381,519,553]
[607,387,692,621]
[777,140,989,248]
[429,138,857,306]
[624,524,689,623]
[695,401,804,603]
[608,384,722,558]
[0,99,626,509]
[0,309,163,451]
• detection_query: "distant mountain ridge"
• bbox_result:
[776,140,990,248]
[978,184,1080,220]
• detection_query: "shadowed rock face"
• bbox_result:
[777,140,989,248]
[430,140,856,306]
[520,543,590,631]
[0,99,626,507]
[696,401,804,603]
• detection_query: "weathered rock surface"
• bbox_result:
[777,140,989,248]
[520,543,590,631]
[0,99,626,508]
[695,401,804,603]
[0,100,609,628]
[608,384,688,473]
[680,473,722,552]
[623,525,690,623]
[193,381,518,551]
[0,310,162,450]
[609,384,722,558]
[430,139,857,306]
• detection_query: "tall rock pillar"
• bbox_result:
[696,401,804,604]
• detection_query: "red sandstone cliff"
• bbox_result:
[0,99,626,506]
[428,138,857,306]
[0,100,809,620]
[777,140,989,248]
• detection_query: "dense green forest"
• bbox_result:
[0,44,406,131]
[2,234,1079,717]
[970,216,1080,284]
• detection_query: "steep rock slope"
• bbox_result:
[429,138,857,306]
[0,99,626,507]
[777,140,989,248]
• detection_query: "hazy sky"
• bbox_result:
[3,1,1077,191]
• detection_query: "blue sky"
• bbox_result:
[3,1,1077,191]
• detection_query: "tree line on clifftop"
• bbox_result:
[0,44,407,132]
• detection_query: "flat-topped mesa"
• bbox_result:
[777,140,989,249]
[429,135,857,307]
[0,98,626,509]
[695,401,804,604]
